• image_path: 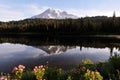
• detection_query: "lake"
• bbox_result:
[0,35,120,73]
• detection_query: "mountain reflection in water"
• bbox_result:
[0,35,120,72]
[0,43,116,73]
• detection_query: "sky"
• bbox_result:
[0,0,120,21]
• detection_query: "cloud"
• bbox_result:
[0,11,24,21]
[67,9,120,17]
[0,4,10,9]
[25,4,50,15]
[1,10,23,16]
[0,4,25,21]
[0,4,51,21]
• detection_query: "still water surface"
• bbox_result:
[0,36,120,72]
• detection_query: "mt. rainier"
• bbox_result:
[32,8,78,19]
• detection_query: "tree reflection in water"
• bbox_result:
[0,35,120,72]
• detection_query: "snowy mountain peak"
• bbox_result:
[45,8,60,13]
[32,8,78,19]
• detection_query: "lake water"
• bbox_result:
[0,35,120,73]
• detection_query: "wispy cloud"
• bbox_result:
[0,4,11,9]
[67,9,119,17]
[0,4,25,21]
[0,4,51,21]
[25,4,50,15]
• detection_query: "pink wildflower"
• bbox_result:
[12,67,18,72]
[18,65,25,69]
[42,68,45,71]
[33,68,37,73]
[38,65,43,69]
[0,76,7,80]
[35,66,38,69]
[95,71,100,75]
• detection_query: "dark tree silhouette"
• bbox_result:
[0,12,120,35]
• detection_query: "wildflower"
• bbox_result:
[42,68,45,71]
[33,65,45,80]
[95,70,100,75]
[81,66,86,71]
[33,68,37,73]
[12,65,25,80]
[86,69,90,73]
[91,71,95,79]
[84,69,103,80]
[12,67,18,72]
[39,65,43,68]
[18,65,25,69]
[0,76,7,80]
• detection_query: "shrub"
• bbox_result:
[44,67,67,80]
[22,70,36,80]
[97,62,114,79]
[109,56,120,70]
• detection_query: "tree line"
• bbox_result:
[0,14,120,35]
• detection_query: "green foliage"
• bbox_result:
[97,62,114,79]
[44,67,58,80]
[21,70,36,80]
[66,76,72,80]
[69,67,86,80]
[109,55,120,70]
[44,67,67,80]
[116,69,120,80]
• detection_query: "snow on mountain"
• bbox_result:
[38,46,76,54]
[31,8,78,19]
